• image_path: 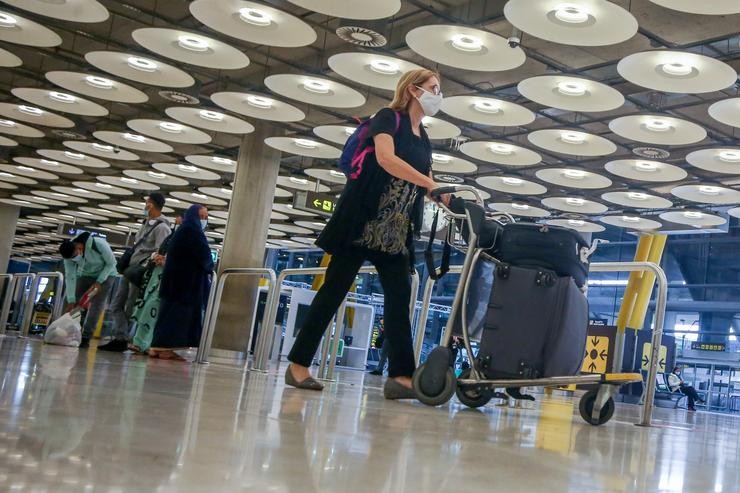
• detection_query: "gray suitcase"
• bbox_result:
[477,263,588,379]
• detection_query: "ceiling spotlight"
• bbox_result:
[698,185,721,195]
[192,193,208,199]
[511,203,530,210]
[168,198,182,203]
[0,172,14,178]
[121,177,138,184]
[246,95,273,109]
[329,170,345,177]
[473,100,501,114]
[302,79,331,94]
[238,7,272,26]
[49,92,76,104]
[294,138,318,149]
[123,133,147,143]
[18,105,43,116]
[289,177,309,185]
[627,192,648,201]
[127,56,158,72]
[159,122,184,133]
[92,143,114,152]
[661,62,692,77]
[488,143,514,155]
[95,183,113,189]
[502,177,524,186]
[369,59,400,75]
[0,13,18,28]
[645,119,672,132]
[561,131,586,144]
[565,197,585,206]
[451,34,483,52]
[563,169,587,179]
[635,161,658,172]
[220,188,233,195]
[431,153,451,164]
[199,110,224,122]
[177,35,209,52]
[683,211,703,219]
[177,164,198,173]
[211,156,235,166]
[0,119,15,127]
[718,150,740,163]
[622,215,640,223]
[568,219,585,226]
[556,81,587,97]
[64,151,85,160]
[147,171,166,179]
[16,166,35,172]
[553,4,590,23]
[85,75,114,89]
[39,159,59,167]
[52,193,70,198]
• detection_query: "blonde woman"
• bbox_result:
[286,69,448,399]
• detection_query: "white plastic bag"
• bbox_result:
[44,312,82,347]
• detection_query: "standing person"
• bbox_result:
[58,232,118,348]
[99,193,171,352]
[369,318,389,376]
[149,204,213,361]
[286,68,449,399]
[129,214,182,354]
[668,366,705,411]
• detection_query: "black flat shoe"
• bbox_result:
[383,378,417,400]
[97,339,128,352]
[285,366,324,391]
[79,338,90,349]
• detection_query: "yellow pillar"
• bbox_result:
[311,254,332,291]
[616,234,653,334]
[627,234,667,330]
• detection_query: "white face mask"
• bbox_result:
[200,219,208,230]
[415,86,443,117]
[72,254,83,263]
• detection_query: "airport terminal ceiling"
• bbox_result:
[0,0,738,260]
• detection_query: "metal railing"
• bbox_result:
[17,272,65,337]
[195,269,276,366]
[4,273,36,337]
[0,274,13,336]
[412,260,667,427]
[252,266,419,376]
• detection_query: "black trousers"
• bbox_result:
[680,385,701,408]
[288,250,416,378]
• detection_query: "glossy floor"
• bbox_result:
[0,338,737,493]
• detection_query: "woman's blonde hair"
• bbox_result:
[389,68,440,112]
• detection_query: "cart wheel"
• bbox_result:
[413,364,456,406]
[579,389,615,426]
[455,369,492,408]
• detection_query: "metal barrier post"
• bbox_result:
[20,274,41,337]
[325,299,348,381]
[0,274,14,336]
[194,268,276,365]
[588,262,668,427]
[34,272,65,321]
[414,278,436,363]
[254,277,280,371]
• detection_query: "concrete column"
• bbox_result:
[0,204,19,273]
[211,123,282,354]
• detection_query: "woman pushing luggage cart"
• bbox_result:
[414,185,642,426]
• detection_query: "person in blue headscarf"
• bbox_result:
[149,204,214,360]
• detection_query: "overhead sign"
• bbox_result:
[293,191,337,217]
[691,341,726,352]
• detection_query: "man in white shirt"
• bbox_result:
[668,366,705,411]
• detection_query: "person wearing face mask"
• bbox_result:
[148,204,214,360]
[286,69,449,399]
[59,232,118,348]
[99,192,171,352]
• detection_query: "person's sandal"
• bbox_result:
[284,366,324,391]
[383,378,417,400]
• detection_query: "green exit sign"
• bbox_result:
[293,191,337,217]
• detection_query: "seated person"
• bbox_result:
[667,366,705,412]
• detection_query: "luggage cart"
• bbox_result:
[413,185,642,426]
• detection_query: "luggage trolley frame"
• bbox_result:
[413,185,641,426]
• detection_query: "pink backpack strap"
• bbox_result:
[351,111,403,179]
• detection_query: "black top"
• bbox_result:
[316,108,431,262]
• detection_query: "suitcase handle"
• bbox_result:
[425,208,451,280]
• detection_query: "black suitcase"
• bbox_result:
[497,223,591,287]
[477,264,588,379]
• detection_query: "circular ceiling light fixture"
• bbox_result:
[121,177,138,184]
[635,161,658,172]
[198,109,224,122]
[95,183,113,189]
[431,153,452,164]
[645,119,672,132]
[369,59,400,75]
[39,159,59,167]
[238,7,271,26]
[127,56,158,72]
[563,169,586,179]
[566,197,585,206]
[294,138,319,149]
[621,215,641,223]
[85,75,114,89]
[177,35,209,52]
[489,143,514,155]
[91,143,113,152]
[561,131,586,144]
[661,62,693,77]
[683,211,703,219]
[718,150,740,163]
[63,151,85,160]
[568,219,585,227]
[246,95,273,109]
[148,171,166,179]
[473,100,501,114]
[554,4,590,23]
[289,176,309,185]
[16,166,35,172]
[502,177,524,186]
[0,119,15,127]
[177,164,198,173]
[0,12,18,28]
[344,127,355,136]
[627,192,649,201]
[302,79,331,94]
[451,34,483,52]
[158,121,184,133]
[556,81,587,96]
[211,156,234,166]
[49,91,76,104]
[18,105,44,116]
[123,132,147,143]
[511,203,530,210]
[329,170,345,178]
[698,185,721,196]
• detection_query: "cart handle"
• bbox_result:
[430,185,485,206]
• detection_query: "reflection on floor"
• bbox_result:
[0,338,738,493]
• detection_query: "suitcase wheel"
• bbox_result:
[579,389,615,426]
[455,369,492,408]
[413,348,456,407]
